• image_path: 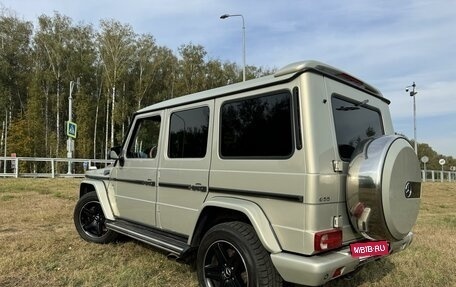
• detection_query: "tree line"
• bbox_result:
[1,10,454,172]
[0,10,273,165]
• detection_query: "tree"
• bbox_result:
[176,43,207,95]
[26,77,47,157]
[67,23,98,158]
[132,33,158,109]
[417,142,456,171]
[98,19,135,156]
[221,61,243,85]
[34,12,73,157]
[0,14,33,160]
[245,65,276,79]
[151,46,178,102]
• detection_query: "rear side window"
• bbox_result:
[168,106,209,158]
[221,91,293,158]
[332,96,384,161]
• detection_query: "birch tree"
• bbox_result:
[0,13,32,164]
[177,43,207,95]
[68,23,97,158]
[98,19,134,156]
[34,13,72,157]
[133,33,158,110]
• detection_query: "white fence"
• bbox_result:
[422,169,456,183]
[0,156,114,178]
[0,156,455,182]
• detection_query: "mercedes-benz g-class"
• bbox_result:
[74,60,421,286]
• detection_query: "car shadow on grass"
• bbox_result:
[113,235,195,264]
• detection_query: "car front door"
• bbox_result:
[111,112,163,227]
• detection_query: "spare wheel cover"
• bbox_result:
[346,135,421,241]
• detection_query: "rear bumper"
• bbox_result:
[271,232,413,286]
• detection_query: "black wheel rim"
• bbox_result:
[79,200,108,238]
[203,240,249,287]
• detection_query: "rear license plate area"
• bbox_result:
[350,240,389,258]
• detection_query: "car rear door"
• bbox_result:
[157,100,213,235]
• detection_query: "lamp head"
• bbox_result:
[220,14,230,19]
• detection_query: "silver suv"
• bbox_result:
[74,60,421,286]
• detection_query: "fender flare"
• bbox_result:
[192,196,282,254]
[80,178,115,220]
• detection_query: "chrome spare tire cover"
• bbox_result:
[347,135,421,242]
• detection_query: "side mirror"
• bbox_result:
[109,145,122,159]
[109,150,119,160]
[110,150,125,167]
[109,146,125,166]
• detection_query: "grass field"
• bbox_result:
[0,178,455,287]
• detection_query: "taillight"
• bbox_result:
[337,72,364,86]
[314,229,342,252]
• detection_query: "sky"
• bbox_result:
[1,0,456,159]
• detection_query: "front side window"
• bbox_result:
[332,96,384,161]
[221,91,293,158]
[127,116,161,159]
[168,106,209,158]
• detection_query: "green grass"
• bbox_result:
[0,178,197,287]
[0,194,15,201]
[0,179,455,286]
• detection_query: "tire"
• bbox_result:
[346,135,421,241]
[196,221,283,287]
[73,191,118,244]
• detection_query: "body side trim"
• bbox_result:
[159,182,207,192]
[209,187,303,203]
[85,174,109,181]
[85,175,156,187]
[113,177,155,186]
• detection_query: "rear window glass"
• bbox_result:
[168,106,209,158]
[332,96,384,161]
[220,91,293,158]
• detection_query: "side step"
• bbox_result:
[106,220,191,257]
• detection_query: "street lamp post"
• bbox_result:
[67,78,79,174]
[220,14,246,82]
[406,82,418,154]
[3,111,7,174]
[67,81,75,174]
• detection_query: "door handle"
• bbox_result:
[191,183,207,192]
[146,179,156,187]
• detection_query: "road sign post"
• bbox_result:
[67,80,77,174]
[439,159,446,182]
[421,156,429,182]
[66,121,77,174]
[67,121,77,139]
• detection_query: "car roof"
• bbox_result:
[137,60,385,114]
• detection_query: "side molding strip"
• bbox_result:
[209,187,303,203]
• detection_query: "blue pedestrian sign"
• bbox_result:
[67,121,77,138]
